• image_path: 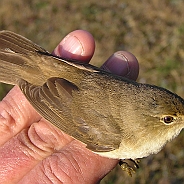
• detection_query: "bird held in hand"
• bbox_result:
[0,30,184,175]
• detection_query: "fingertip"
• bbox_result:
[101,51,139,81]
[52,30,95,63]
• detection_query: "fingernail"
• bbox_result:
[102,52,130,77]
[58,35,84,58]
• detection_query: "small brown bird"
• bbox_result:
[0,30,184,175]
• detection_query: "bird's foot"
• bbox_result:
[119,158,140,176]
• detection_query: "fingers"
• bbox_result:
[52,30,95,62]
[52,30,139,81]
[101,51,139,81]
[0,86,41,146]
[0,119,74,184]
[18,139,118,184]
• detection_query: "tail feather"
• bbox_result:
[0,30,48,55]
[0,51,25,85]
[0,30,87,86]
[0,50,48,85]
[0,30,50,85]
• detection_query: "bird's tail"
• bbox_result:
[0,30,50,85]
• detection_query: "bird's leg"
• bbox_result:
[119,158,140,176]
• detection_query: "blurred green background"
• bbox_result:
[1,0,184,183]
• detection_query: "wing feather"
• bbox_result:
[18,77,122,152]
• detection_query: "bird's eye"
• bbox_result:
[163,116,174,124]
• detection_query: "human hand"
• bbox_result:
[0,30,139,184]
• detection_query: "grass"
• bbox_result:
[0,0,184,183]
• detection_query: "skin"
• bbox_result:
[0,30,139,184]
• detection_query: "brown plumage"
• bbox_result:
[0,30,184,163]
